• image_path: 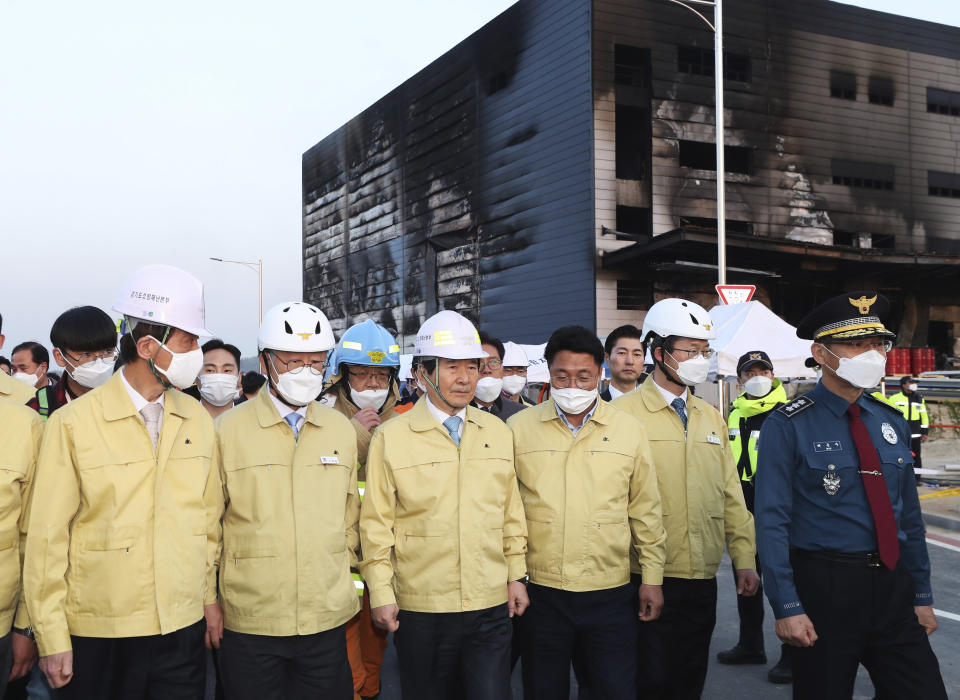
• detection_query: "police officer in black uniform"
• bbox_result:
[754,291,946,699]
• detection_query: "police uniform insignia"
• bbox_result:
[848,295,877,315]
[777,396,814,417]
[823,470,841,495]
[881,423,898,444]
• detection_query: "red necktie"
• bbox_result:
[847,404,900,570]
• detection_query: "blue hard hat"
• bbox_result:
[326,320,401,382]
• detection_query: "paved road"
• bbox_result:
[375,529,960,698]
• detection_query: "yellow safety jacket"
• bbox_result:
[507,399,666,590]
[24,372,222,657]
[612,378,756,579]
[727,381,787,482]
[0,400,42,636]
[885,391,930,439]
[0,372,35,405]
[215,388,360,636]
[359,398,527,613]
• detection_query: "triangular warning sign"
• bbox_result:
[716,284,756,305]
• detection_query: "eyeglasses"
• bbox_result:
[271,354,325,375]
[64,348,118,364]
[502,366,527,376]
[830,339,893,353]
[479,359,503,371]
[552,375,598,390]
[669,347,715,360]
[347,369,392,383]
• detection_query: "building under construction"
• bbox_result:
[302,0,960,363]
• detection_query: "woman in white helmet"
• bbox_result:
[212,301,360,700]
[359,309,529,700]
[611,298,759,700]
[24,264,222,699]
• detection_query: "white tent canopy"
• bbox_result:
[708,301,818,378]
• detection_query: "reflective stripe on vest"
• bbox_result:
[37,389,51,420]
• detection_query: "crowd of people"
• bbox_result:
[0,264,947,700]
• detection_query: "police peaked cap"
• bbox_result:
[796,290,896,342]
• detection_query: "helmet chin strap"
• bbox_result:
[419,358,460,412]
[145,324,174,389]
[264,351,301,411]
[654,344,686,390]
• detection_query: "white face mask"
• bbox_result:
[906,383,918,393]
[667,351,710,386]
[13,371,39,387]
[62,354,114,389]
[823,346,887,390]
[351,387,389,411]
[743,375,773,398]
[269,355,324,407]
[552,385,598,414]
[474,376,503,403]
[149,338,204,390]
[501,374,526,396]
[198,373,239,407]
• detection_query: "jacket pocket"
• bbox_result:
[222,540,278,615]
[587,511,630,574]
[394,520,456,595]
[70,525,148,617]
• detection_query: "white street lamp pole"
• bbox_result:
[210,257,263,323]
[664,0,726,286]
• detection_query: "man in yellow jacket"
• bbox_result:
[0,312,35,404]
[360,310,528,700]
[613,298,758,700]
[0,399,43,696]
[23,265,223,699]
[322,319,402,700]
[509,325,665,700]
[210,302,359,700]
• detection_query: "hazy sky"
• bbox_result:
[1,0,957,359]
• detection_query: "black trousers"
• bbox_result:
[394,603,511,700]
[636,575,717,700]
[790,551,946,700]
[522,583,636,700]
[217,625,351,700]
[0,631,10,698]
[731,482,764,652]
[59,620,206,700]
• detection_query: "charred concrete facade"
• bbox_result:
[303,0,960,359]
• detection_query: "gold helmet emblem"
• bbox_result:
[367,351,386,364]
[848,295,877,315]
[297,332,314,340]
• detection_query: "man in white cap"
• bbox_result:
[612,298,758,700]
[360,309,528,700]
[211,302,359,699]
[24,264,223,699]
[501,341,533,406]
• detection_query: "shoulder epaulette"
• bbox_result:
[776,395,814,418]
[864,392,901,414]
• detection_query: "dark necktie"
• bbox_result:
[847,404,900,570]
[671,397,688,429]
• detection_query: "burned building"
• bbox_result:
[302,0,960,361]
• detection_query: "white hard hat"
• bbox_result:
[414,310,488,360]
[258,301,336,353]
[112,264,212,337]
[501,341,529,367]
[641,298,717,342]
